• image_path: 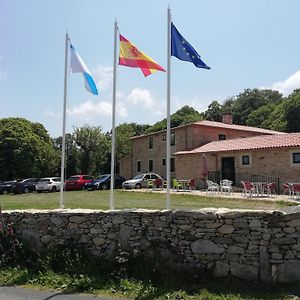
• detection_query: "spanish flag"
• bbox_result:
[119,34,166,77]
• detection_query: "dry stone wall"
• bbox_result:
[2,208,300,283]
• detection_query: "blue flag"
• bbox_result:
[171,23,210,70]
[70,44,98,95]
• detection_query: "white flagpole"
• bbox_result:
[110,19,118,210]
[60,32,69,209]
[166,8,171,209]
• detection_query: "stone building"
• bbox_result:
[175,132,300,189]
[119,115,282,181]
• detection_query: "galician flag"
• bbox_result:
[70,44,98,95]
[119,34,166,77]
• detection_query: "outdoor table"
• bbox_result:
[252,182,268,197]
[178,179,191,191]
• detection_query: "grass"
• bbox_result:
[0,189,296,211]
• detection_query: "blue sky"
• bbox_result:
[1,0,300,138]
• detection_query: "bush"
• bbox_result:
[0,208,23,267]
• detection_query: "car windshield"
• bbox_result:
[96,175,110,180]
[133,174,144,180]
[39,179,50,183]
[68,176,80,181]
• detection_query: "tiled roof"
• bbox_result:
[175,133,300,155]
[193,120,281,134]
[131,120,282,140]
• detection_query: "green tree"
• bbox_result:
[283,89,300,132]
[52,134,80,178]
[231,88,283,125]
[146,105,202,133]
[73,125,109,175]
[203,101,223,122]
[0,118,58,180]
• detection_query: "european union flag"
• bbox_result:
[171,23,210,70]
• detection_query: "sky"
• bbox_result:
[2,0,300,138]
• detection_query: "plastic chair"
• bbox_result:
[172,179,183,191]
[241,181,256,197]
[206,180,219,194]
[264,182,276,197]
[153,178,163,190]
[220,179,233,194]
[283,183,293,196]
[188,178,196,191]
[146,179,153,189]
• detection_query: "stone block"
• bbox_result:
[213,261,230,277]
[230,262,259,281]
[276,261,300,282]
[191,239,225,254]
[217,224,234,234]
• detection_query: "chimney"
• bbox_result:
[222,114,233,125]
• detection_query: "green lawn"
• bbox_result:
[0,189,296,211]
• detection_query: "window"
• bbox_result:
[149,136,153,149]
[171,133,175,146]
[149,160,153,172]
[162,134,166,141]
[293,153,300,164]
[162,158,166,166]
[137,161,141,172]
[242,155,250,165]
[219,134,226,140]
[171,158,175,172]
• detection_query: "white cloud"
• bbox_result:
[67,100,128,119]
[93,65,113,90]
[43,110,60,117]
[127,87,155,108]
[263,70,300,96]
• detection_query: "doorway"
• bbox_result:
[221,157,235,184]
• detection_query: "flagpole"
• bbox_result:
[60,32,69,209]
[110,19,118,210]
[166,8,171,209]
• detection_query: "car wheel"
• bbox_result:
[135,183,141,189]
[51,186,57,192]
[102,184,108,190]
[2,190,9,195]
[24,187,29,193]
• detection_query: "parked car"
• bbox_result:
[65,175,94,191]
[122,173,162,189]
[35,177,61,193]
[10,178,40,194]
[85,174,126,191]
[0,180,17,195]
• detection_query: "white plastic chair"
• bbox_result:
[220,179,233,195]
[206,180,219,194]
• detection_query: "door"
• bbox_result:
[221,157,235,184]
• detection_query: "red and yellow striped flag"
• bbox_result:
[119,34,166,77]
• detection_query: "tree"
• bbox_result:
[146,105,202,133]
[73,125,109,175]
[231,88,283,125]
[0,118,59,180]
[203,101,223,122]
[283,89,300,132]
[52,134,80,178]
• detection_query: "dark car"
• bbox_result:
[0,180,17,195]
[85,174,126,191]
[10,178,40,194]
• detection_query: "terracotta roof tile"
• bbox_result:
[175,133,300,155]
[193,120,282,134]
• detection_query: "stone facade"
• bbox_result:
[176,147,300,187]
[120,121,274,180]
[3,208,300,283]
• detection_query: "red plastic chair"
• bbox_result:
[189,178,196,191]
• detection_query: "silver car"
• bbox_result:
[36,177,61,193]
[122,173,162,189]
